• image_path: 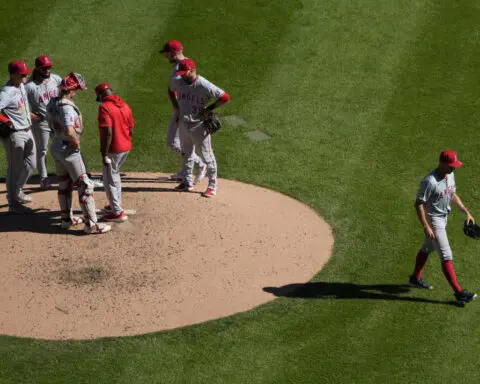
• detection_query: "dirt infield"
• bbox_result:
[0,172,333,340]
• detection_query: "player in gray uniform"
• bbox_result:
[169,59,230,197]
[46,72,111,234]
[409,150,476,305]
[25,55,62,189]
[159,40,206,183]
[0,60,37,214]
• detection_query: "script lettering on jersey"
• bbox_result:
[38,89,59,105]
[438,186,454,200]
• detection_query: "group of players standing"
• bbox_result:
[0,39,229,234]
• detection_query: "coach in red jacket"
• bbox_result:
[95,83,134,222]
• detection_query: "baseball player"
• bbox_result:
[169,58,230,197]
[25,55,62,189]
[159,40,206,184]
[95,83,134,222]
[46,72,111,234]
[0,60,37,214]
[409,150,476,305]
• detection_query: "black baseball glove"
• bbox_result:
[464,220,480,239]
[0,122,13,139]
[202,111,222,135]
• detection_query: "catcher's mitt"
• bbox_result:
[0,122,13,139]
[464,220,480,239]
[203,112,222,135]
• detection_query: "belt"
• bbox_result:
[14,128,30,132]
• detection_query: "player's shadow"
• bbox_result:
[0,209,85,236]
[263,282,454,306]
[120,186,203,194]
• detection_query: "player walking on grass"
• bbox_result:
[95,83,134,222]
[169,59,230,197]
[159,40,206,184]
[46,72,111,234]
[25,55,62,189]
[0,60,36,214]
[409,150,476,305]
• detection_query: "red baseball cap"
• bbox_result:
[95,83,111,94]
[95,83,112,101]
[439,150,462,168]
[35,55,53,68]
[59,72,86,91]
[8,60,33,75]
[159,40,183,53]
[175,58,196,76]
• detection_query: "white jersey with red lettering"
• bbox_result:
[24,74,62,118]
[0,82,32,130]
[417,170,456,217]
[169,75,225,126]
[46,98,82,142]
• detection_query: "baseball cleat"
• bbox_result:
[174,183,194,192]
[103,211,128,222]
[202,187,217,198]
[194,165,207,185]
[91,178,104,188]
[61,216,84,229]
[40,178,53,190]
[455,290,477,306]
[408,276,433,290]
[8,204,33,215]
[96,204,113,215]
[169,173,184,181]
[84,223,111,235]
[18,194,32,204]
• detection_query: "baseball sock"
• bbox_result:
[441,260,462,293]
[413,250,429,279]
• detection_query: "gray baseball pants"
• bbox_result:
[1,129,36,205]
[32,119,51,180]
[167,112,205,172]
[420,215,453,261]
[178,121,216,189]
[102,151,129,215]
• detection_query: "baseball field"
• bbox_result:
[2,0,480,383]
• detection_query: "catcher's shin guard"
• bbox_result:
[57,174,73,219]
[76,174,98,226]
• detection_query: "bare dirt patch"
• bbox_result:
[0,172,333,340]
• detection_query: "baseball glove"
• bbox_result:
[0,122,13,139]
[464,220,480,239]
[203,112,222,135]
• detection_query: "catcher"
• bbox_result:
[169,58,230,197]
[409,150,476,305]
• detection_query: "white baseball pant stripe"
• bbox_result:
[179,122,217,189]
[32,119,51,180]
[102,151,129,215]
[1,129,36,205]
[420,215,453,261]
[167,112,205,173]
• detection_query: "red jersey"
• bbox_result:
[98,95,134,153]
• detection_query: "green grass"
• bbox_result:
[2,0,480,383]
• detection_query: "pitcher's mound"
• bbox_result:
[0,172,333,340]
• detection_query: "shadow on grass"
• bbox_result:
[0,209,84,236]
[263,282,455,306]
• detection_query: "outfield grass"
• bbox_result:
[1,0,480,383]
